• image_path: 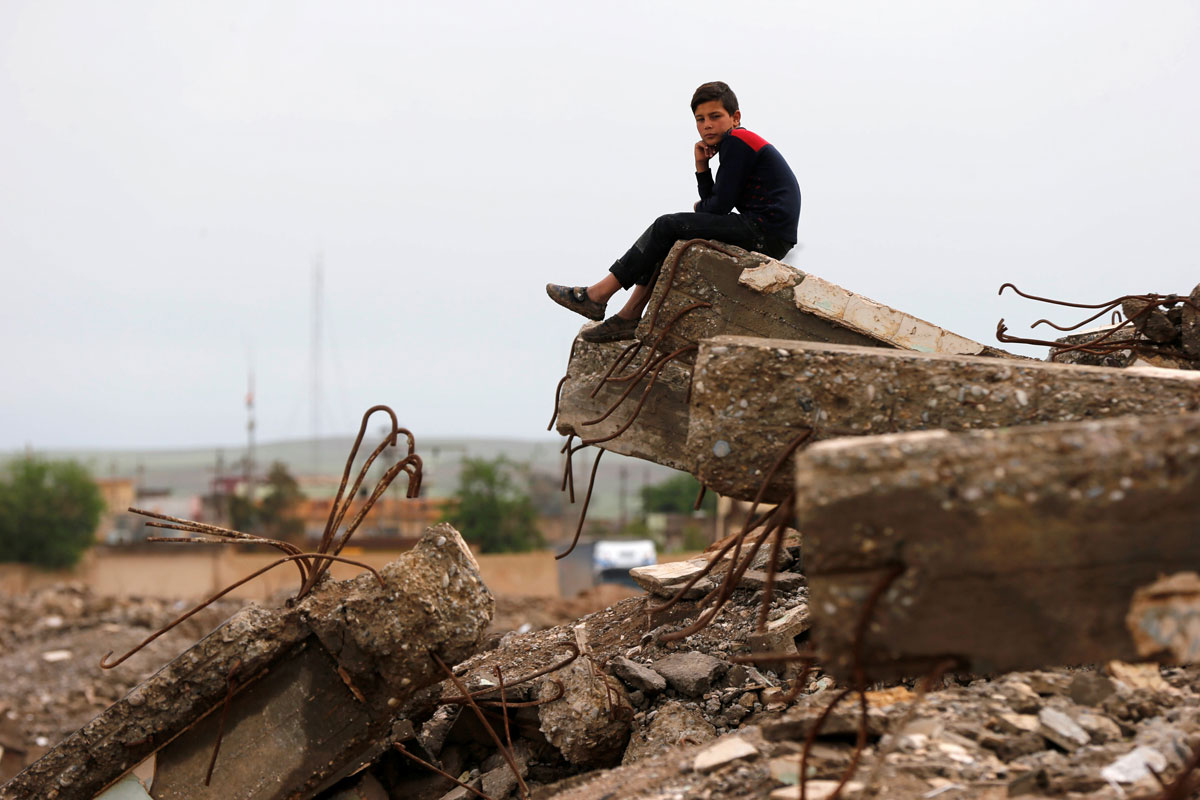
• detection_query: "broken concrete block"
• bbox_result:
[1105,661,1174,694]
[746,604,811,672]
[621,700,716,765]
[738,570,804,593]
[636,241,893,357]
[537,657,631,768]
[652,652,729,697]
[691,335,1200,501]
[794,412,1200,679]
[1182,283,1200,359]
[1126,572,1200,664]
[637,240,1003,359]
[478,742,530,800]
[629,559,717,599]
[3,524,492,800]
[692,736,758,773]
[1037,708,1090,751]
[609,656,667,694]
[555,336,695,471]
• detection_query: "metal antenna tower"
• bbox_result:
[245,365,256,497]
[310,252,324,474]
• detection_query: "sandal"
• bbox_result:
[546,283,606,321]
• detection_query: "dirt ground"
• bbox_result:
[2,577,1199,799]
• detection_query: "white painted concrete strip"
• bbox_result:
[787,271,987,355]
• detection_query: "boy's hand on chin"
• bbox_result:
[694,140,716,171]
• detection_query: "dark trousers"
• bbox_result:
[609,212,793,290]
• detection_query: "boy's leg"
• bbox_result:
[549,211,778,328]
[609,212,771,292]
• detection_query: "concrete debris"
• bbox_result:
[628,559,717,599]
[1127,571,1200,664]
[537,657,632,767]
[691,735,758,773]
[555,336,695,472]
[2,524,492,800]
[1054,283,1200,369]
[622,700,716,765]
[1035,708,1089,751]
[556,241,1013,472]
[652,652,729,697]
[609,656,667,695]
[1106,659,1176,694]
[691,334,1200,500]
[793,411,1200,678]
[1099,744,1169,785]
[639,240,1005,359]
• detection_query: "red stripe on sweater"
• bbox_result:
[730,128,768,152]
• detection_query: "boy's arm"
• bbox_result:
[694,137,751,215]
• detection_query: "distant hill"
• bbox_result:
[3,436,682,520]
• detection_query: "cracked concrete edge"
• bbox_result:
[786,271,987,356]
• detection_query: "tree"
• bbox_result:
[0,457,104,568]
[441,457,543,553]
[640,471,716,515]
[230,461,306,544]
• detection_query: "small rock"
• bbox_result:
[1107,660,1174,694]
[1024,672,1070,696]
[1100,745,1169,785]
[1074,710,1122,744]
[653,652,729,697]
[738,570,805,592]
[693,736,759,773]
[1037,707,1089,751]
[1068,673,1116,707]
[988,712,1039,736]
[629,560,713,598]
[997,680,1042,713]
[609,656,667,694]
[537,659,631,767]
[622,700,716,765]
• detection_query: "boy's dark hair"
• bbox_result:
[690,81,739,114]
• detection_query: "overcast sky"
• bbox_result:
[3,1,1198,452]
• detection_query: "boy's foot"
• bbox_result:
[546,284,606,321]
[581,314,639,343]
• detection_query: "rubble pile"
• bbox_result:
[0,584,247,780]
[1052,283,1200,369]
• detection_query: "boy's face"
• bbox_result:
[694,100,741,147]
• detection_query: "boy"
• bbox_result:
[546,81,801,342]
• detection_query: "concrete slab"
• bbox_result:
[793,413,1200,679]
[635,240,1006,358]
[689,336,1200,501]
[554,336,695,472]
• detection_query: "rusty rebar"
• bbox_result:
[579,345,697,446]
[439,641,580,705]
[548,374,570,431]
[589,340,644,398]
[431,650,529,800]
[99,553,384,669]
[204,658,242,786]
[556,448,604,560]
[393,742,497,800]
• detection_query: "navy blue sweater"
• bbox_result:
[695,127,801,245]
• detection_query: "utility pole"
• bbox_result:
[310,252,324,476]
[245,366,255,500]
